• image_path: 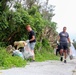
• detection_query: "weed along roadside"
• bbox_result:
[0,46,59,69]
[0,47,26,69]
[0,0,59,70]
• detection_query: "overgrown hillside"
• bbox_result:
[0,0,58,46]
[0,0,59,69]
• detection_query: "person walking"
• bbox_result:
[25,25,36,61]
[58,27,71,63]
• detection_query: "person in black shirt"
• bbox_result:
[26,25,36,61]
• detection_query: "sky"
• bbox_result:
[47,0,76,40]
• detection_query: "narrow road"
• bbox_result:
[0,58,76,75]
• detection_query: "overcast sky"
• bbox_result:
[48,0,76,40]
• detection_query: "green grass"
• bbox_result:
[35,48,59,62]
[0,44,59,69]
[0,47,26,69]
[35,39,59,62]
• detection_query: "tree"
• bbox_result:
[0,0,58,49]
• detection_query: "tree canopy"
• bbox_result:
[0,0,58,48]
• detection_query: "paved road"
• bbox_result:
[0,58,76,75]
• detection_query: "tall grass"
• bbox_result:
[0,39,59,69]
[35,48,59,62]
[0,47,26,69]
[35,39,59,62]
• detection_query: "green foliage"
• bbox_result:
[42,38,51,49]
[0,42,7,47]
[35,48,59,62]
[28,6,37,15]
[0,47,26,69]
[35,39,59,61]
[0,1,57,45]
[0,0,59,69]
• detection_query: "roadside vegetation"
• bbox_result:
[0,0,59,69]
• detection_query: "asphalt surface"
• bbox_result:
[0,58,76,75]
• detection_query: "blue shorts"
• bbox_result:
[29,42,36,50]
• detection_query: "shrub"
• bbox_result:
[35,39,59,61]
